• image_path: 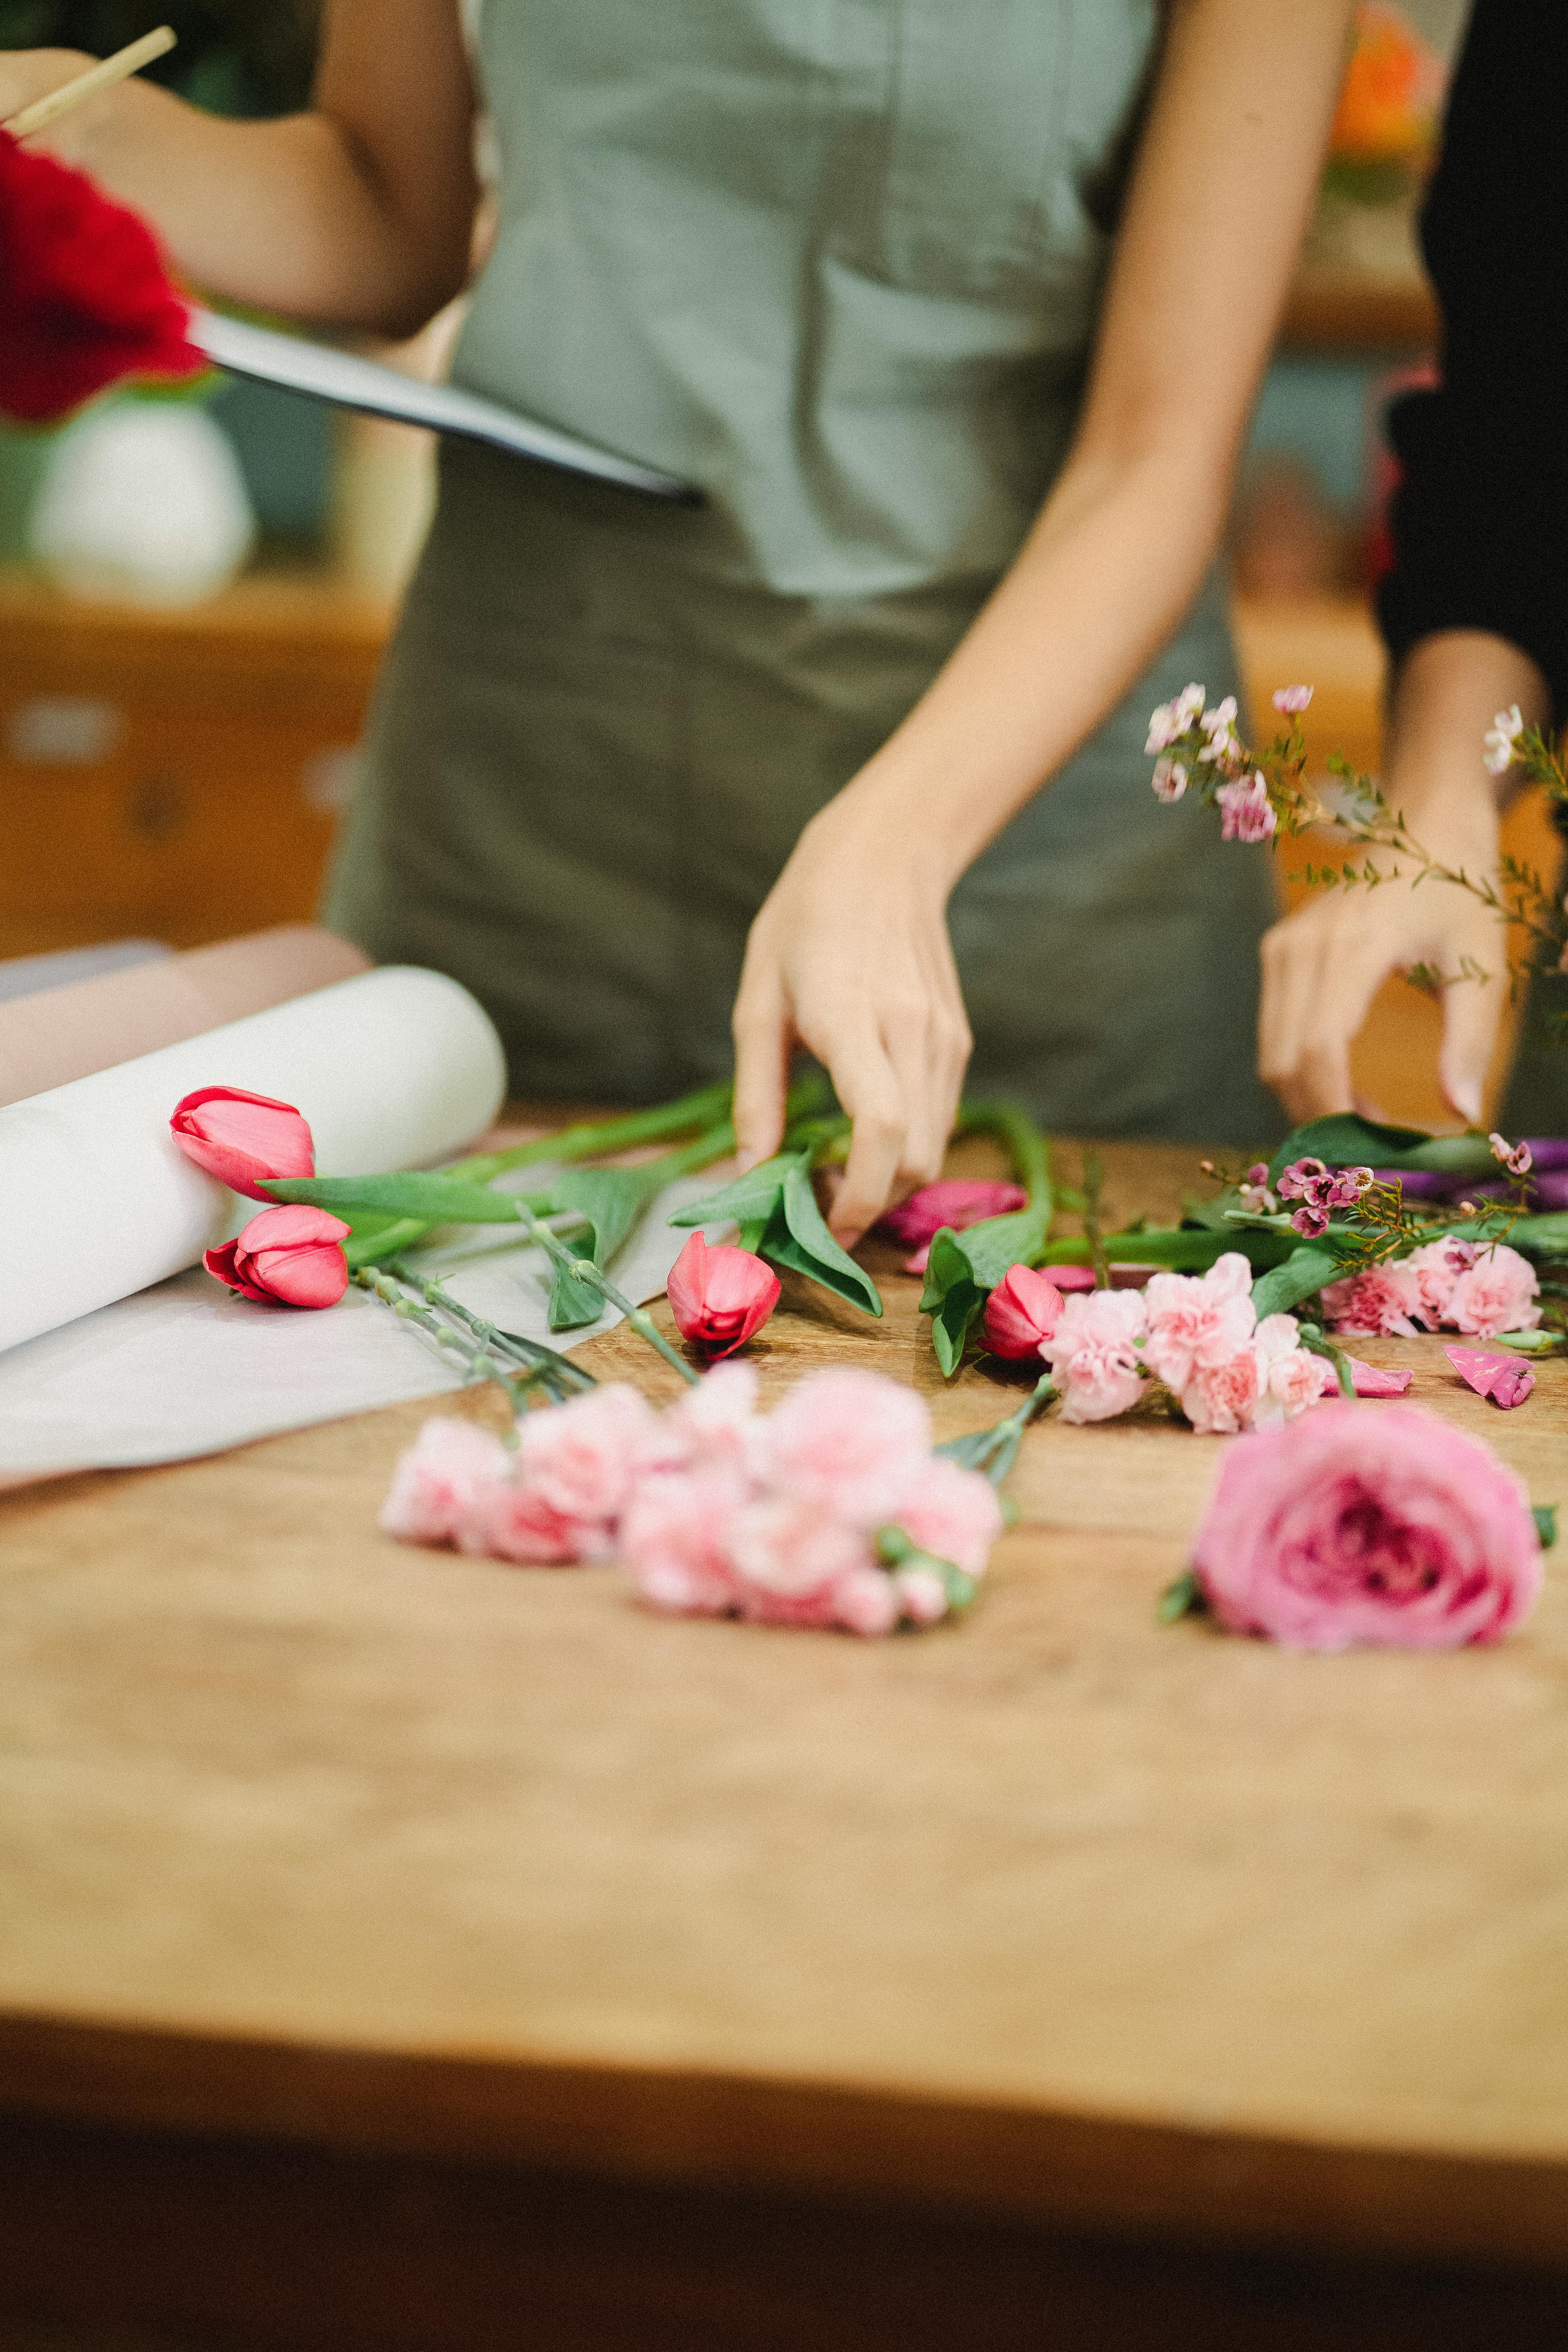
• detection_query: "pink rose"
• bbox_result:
[1445,1345,1536,1409]
[379,1416,512,1548]
[1320,1263,1421,1338]
[1143,1253,1256,1392]
[203,1203,351,1308]
[171,1085,315,1201]
[760,1367,932,1528]
[1446,1243,1540,1339]
[886,1453,1004,1578]
[619,1465,747,1613]
[665,1230,780,1359]
[1040,1289,1147,1424]
[983,1264,1065,1359]
[1191,1401,1542,1651]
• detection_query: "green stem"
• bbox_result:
[510,1202,700,1385]
[453,1080,733,1185]
[954,1099,1052,1207]
[1082,1150,1110,1290]
[384,1260,596,1397]
[354,1266,574,1408]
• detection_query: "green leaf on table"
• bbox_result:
[264,1170,539,1224]
[543,1165,665,1329]
[1249,1244,1341,1318]
[669,1150,882,1316]
[1266,1115,1496,1188]
[1157,1570,1206,1625]
[1534,1504,1559,1550]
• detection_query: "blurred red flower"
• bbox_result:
[0,126,205,425]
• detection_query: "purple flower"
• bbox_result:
[1277,1158,1328,1202]
[1290,1203,1330,1239]
[1489,1131,1534,1178]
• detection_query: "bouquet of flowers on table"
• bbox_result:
[168,1037,1559,1653]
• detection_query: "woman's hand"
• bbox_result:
[1258,630,1548,1127]
[0,51,93,149]
[732,795,971,1245]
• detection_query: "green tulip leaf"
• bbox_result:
[264,1170,540,1224]
[667,1153,804,1233]
[1249,1244,1341,1318]
[543,1165,666,1328]
[1266,1114,1495,1188]
[1534,1504,1559,1551]
[668,1151,882,1316]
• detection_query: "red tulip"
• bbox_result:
[170,1086,316,1200]
[666,1230,780,1359]
[204,1205,351,1309]
[983,1264,1065,1359]
[0,128,205,425]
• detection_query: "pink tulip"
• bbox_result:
[1192,1402,1541,1651]
[1445,1345,1536,1409]
[983,1264,1065,1358]
[171,1085,315,1201]
[666,1230,781,1359]
[204,1203,350,1309]
[1038,1263,1096,1292]
[878,1179,1026,1273]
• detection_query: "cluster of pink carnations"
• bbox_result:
[1321,1235,1540,1343]
[381,1362,1004,1638]
[980,1250,1392,1433]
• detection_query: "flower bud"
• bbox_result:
[204,1204,351,1309]
[666,1230,781,1359]
[171,1085,315,1201]
[983,1263,1065,1359]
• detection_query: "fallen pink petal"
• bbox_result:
[1445,1346,1536,1409]
[1345,1358,1414,1398]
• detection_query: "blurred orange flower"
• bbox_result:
[1330,2,1446,167]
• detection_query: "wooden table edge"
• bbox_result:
[2,2011,1564,2272]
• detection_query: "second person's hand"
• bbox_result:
[731,795,972,1247]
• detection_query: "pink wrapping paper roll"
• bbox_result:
[0,926,370,1106]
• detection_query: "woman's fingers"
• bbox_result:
[730,961,790,1173]
[1260,904,1395,1124]
[1438,963,1503,1127]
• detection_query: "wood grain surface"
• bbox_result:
[3,1136,1568,2335]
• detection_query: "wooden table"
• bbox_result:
[3,1138,1568,2352]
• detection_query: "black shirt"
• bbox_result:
[1376,0,1568,721]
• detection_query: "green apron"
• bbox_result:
[328,0,1281,1145]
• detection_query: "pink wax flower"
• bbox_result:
[1320,1263,1421,1337]
[1191,1402,1542,1651]
[1346,1359,1414,1398]
[983,1264,1065,1359]
[1143,1252,1256,1393]
[1145,681,1206,753]
[889,1454,1005,1578]
[1272,684,1314,714]
[1488,1131,1534,1178]
[171,1085,315,1201]
[666,1229,780,1359]
[760,1366,932,1528]
[203,1203,350,1308]
[1446,1244,1540,1339]
[1151,758,1188,803]
[1446,1345,1536,1409]
[1039,1288,1147,1424]
[1196,694,1240,764]
[379,1416,512,1548]
[1483,704,1525,777]
[1216,772,1277,843]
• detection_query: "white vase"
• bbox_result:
[28,400,257,606]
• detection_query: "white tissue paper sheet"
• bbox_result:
[0,1169,724,1483]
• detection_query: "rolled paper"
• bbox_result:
[0,925,370,1107]
[0,965,506,1356]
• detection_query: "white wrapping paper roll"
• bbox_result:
[0,966,506,1356]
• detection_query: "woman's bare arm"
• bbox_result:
[0,3,477,334]
[733,0,1358,1237]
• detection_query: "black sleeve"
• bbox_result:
[1376,0,1568,721]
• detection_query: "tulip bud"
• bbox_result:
[982,1263,1065,1359]
[171,1085,315,1201]
[666,1230,780,1359]
[204,1204,351,1309]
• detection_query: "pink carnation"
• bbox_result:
[887,1453,1004,1578]
[760,1367,932,1528]
[726,1498,876,1624]
[1040,1288,1147,1424]
[1180,1345,1260,1435]
[1320,1263,1421,1337]
[1251,1314,1334,1424]
[379,1416,511,1548]
[1399,1237,1475,1330]
[619,1466,746,1614]
[474,1475,596,1565]
[1446,1243,1540,1339]
[665,1359,762,1470]
[515,1381,666,1542]
[1143,1253,1256,1392]
[1191,1402,1542,1651]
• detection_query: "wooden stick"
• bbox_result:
[2,26,176,140]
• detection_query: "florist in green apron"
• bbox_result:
[2,0,1356,1235]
